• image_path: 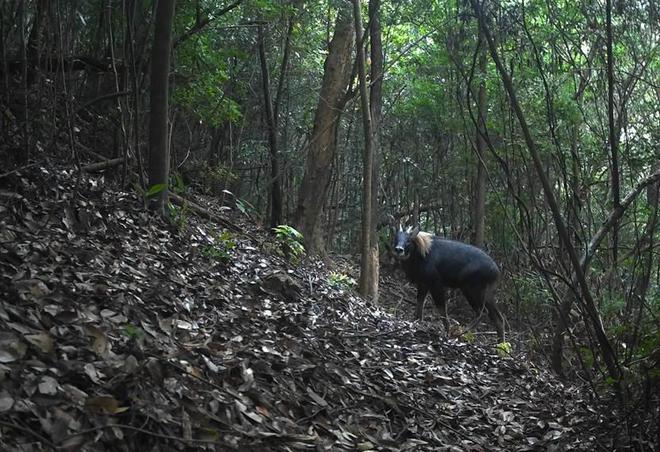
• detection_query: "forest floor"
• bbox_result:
[0,164,623,451]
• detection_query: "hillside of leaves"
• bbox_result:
[0,165,625,451]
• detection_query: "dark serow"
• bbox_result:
[392,225,505,341]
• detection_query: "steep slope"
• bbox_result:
[0,165,614,451]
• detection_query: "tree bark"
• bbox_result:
[606,0,620,268]
[258,25,282,227]
[366,0,383,302]
[472,29,487,249]
[353,0,377,301]
[148,0,176,214]
[295,4,354,253]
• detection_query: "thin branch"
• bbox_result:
[172,0,243,49]
[582,167,660,270]
[56,422,237,447]
[0,420,58,450]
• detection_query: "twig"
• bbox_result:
[341,325,410,339]
[82,157,124,172]
[56,423,236,447]
[169,192,241,232]
[0,163,38,179]
[0,420,58,450]
[162,359,225,393]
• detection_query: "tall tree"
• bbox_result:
[605,0,620,268]
[257,24,283,227]
[470,0,621,383]
[148,0,177,214]
[353,0,376,300]
[295,4,354,253]
[472,29,488,249]
[356,0,383,301]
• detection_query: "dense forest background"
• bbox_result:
[1,0,658,446]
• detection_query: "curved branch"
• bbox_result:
[172,0,243,49]
[582,167,660,270]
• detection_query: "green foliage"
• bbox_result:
[579,346,595,370]
[235,197,257,218]
[173,78,241,127]
[604,376,619,387]
[636,325,660,358]
[496,341,512,357]
[121,324,144,340]
[460,331,476,343]
[182,161,237,196]
[145,183,167,199]
[327,271,356,290]
[201,230,236,265]
[172,4,246,127]
[167,203,189,232]
[170,173,186,195]
[272,225,305,263]
[511,273,552,317]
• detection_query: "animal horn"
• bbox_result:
[390,214,403,232]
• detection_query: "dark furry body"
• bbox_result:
[400,237,500,289]
[396,234,505,341]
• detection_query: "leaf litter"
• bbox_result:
[0,165,619,451]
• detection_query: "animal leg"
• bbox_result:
[484,284,505,342]
[415,286,429,320]
[460,286,487,334]
[431,287,449,336]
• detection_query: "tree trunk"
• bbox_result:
[366,0,383,302]
[472,29,487,249]
[295,4,354,253]
[26,0,48,86]
[19,0,29,165]
[257,25,282,227]
[606,0,620,269]
[471,0,621,382]
[550,121,583,378]
[354,0,377,301]
[148,0,176,214]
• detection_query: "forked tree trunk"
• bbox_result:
[148,0,176,214]
[295,4,354,253]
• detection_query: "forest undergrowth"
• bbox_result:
[0,163,629,451]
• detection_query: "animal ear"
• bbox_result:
[409,226,420,239]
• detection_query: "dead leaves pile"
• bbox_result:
[0,166,615,451]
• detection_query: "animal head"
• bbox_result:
[392,224,420,260]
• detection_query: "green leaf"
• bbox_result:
[496,341,512,357]
[146,183,167,198]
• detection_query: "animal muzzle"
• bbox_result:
[393,246,408,259]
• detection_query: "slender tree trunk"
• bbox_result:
[471,0,620,382]
[367,0,383,302]
[257,25,282,227]
[550,123,583,378]
[353,0,377,300]
[295,4,354,253]
[148,0,176,214]
[274,16,294,126]
[126,0,145,189]
[606,0,620,268]
[473,29,487,249]
[19,0,29,165]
